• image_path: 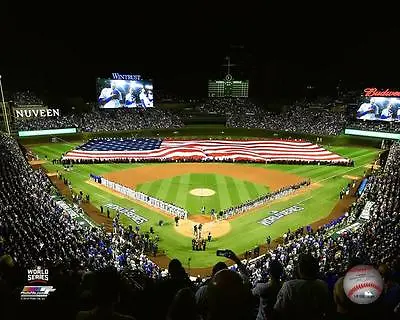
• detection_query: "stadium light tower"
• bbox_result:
[0,75,11,135]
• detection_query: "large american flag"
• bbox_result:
[63,138,347,163]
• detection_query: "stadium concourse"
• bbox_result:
[1,130,400,319]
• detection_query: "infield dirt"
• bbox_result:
[104,163,304,192]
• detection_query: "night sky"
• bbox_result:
[2,2,400,102]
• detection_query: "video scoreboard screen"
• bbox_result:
[96,73,154,109]
[356,88,400,122]
[208,74,249,98]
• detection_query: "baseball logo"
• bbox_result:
[343,265,383,304]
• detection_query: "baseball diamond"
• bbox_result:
[30,141,379,270]
[103,164,303,214]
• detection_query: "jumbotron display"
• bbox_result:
[357,88,400,121]
[96,77,154,109]
[208,74,249,98]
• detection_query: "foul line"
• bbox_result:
[316,164,367,185]
[54,137,78,149]
[296,196,313,205]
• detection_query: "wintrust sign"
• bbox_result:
[14,108,60,118]
[111,73,141,81]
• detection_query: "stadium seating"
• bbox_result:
[11,90,43,106]
[227,106,347,136]
[12,95,400,135]
[15,109,183,132]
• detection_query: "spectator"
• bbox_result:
[195,262,228,318]
[333,276,352,318]
[167,288,199,320]
[252,260,283,320]
[76,267,135,320]
[206,269,253,320]
[274,254,330,319]
[154,259,193,320]
[379,263,400,317]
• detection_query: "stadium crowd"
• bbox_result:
[197,98,264,114]
[193,98,348,135]
[0,134,163,272]
[11,90,44,106]
[15,109,184,132]
[11,95,400,136]
[227,106,347,135]
[0,132,400,319]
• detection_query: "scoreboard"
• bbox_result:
[208,74,249,98]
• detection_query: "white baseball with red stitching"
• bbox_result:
[343,265,383,304]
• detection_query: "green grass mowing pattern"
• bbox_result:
[242,180,258,199]
[135,173,270,214]
[30,143,380,268]
[173,174,192,209]
[214,174,231,209]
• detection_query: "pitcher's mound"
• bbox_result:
[175,219,230,238]
[190,188,216,197]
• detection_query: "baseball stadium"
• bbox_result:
[2,79,399,319]
[2,14,400,319]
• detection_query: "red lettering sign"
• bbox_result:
[364,88,400,97]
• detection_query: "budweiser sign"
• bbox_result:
[364,88,400,97]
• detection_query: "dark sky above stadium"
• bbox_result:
[2,1,400,101]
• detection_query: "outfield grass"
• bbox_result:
[136,173,270,214]
[30,142,380,268]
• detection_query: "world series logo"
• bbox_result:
[20,266,56,301]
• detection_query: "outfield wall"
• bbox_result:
[17,125,383,148]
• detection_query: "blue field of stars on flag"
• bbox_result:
[76,138,163,152]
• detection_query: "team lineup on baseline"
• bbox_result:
[85,163,313,240]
